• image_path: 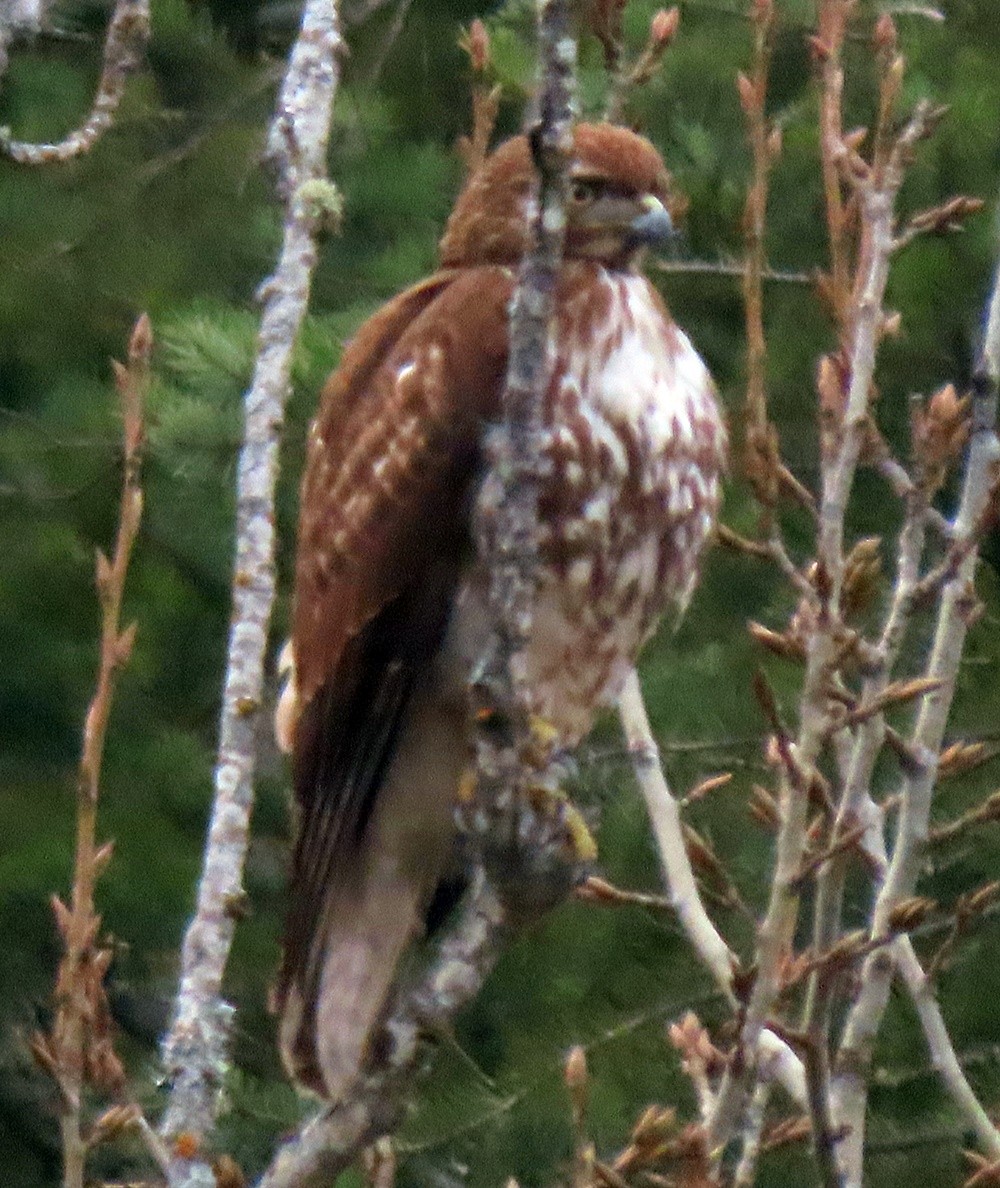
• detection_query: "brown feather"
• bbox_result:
[292,266,513,710]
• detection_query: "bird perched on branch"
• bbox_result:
[274,122,726,1101]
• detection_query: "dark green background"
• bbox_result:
[2,1,999,1183]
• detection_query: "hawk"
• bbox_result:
[274,122,726,1100]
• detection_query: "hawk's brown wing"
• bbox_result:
[277,266,513,1090]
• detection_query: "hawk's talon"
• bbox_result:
[526,783,598,864]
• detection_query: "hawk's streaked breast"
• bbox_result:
[438,264,727,748]
[520,264,726,742]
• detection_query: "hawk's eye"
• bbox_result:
[570,178,601,204]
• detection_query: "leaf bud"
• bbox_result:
[650,6,680,48]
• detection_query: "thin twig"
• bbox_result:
[738,0,778,512]
[653,257,813,284]
[158,4,343,1183]
[45,316,149,1188]
[0,0,150,163]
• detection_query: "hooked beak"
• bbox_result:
[627,195,674,248]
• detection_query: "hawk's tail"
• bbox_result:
[276,681,466,1101]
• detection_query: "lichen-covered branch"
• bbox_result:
[158,5,343,1184]
[467,0,579,910]
[0,0,150,164]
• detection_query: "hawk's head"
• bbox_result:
[439,123,676,271]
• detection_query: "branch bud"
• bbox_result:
[842,126,868,153]
[888,895,936,932]
[883,310,903,337]
[128,313,153,364]
[115,621,138,667]
[937,740,990,782]
[463,18,491,73]
[650,6,680,49]
[213,1155,248,1188]
[736,72,759,118]
[51,894,72,941]
[883,54,906,107]
[564,1044,588,1095]
[842,536,883,618]
[873,12,897,55]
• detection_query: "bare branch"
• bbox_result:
[465,0,579,911]
[832,253,1000,1184]
[618,669,808,1112]
[158,4,343,1183]
[0,0,150,164]
[42,316,149,1188]
[653,257,814,285]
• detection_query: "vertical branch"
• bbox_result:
[158,4,343,1183]
[43,316,149,1188]
[832,258,1000,1186]
[469,0,577,900]
[0,0,151,164]
[738,0,778,514]
[814,0,852,333]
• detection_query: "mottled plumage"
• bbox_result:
[275,123,726,1100]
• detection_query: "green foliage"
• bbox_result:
[2,1,1000,1186]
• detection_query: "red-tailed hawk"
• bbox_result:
[274,122,726,1100]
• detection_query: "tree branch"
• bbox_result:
[467,0,578,908]
[158,5,343,1184]
[0,0,150,164]
[40,316,149,1188]
[618,669,808,1113]
[831,253,1000,1186]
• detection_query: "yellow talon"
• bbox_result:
[528,714,561,749]
[563,802,599,863]
[526,783,598,863]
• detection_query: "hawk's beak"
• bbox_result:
[627,195,674,248]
